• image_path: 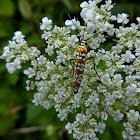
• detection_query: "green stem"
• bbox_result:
[113,102,127,115]
[81,103,85,114]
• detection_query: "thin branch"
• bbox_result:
[8,126,46,135]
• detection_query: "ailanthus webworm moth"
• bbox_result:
[71,40,100,94]
[62,13,101,94]
[72,40,87,94]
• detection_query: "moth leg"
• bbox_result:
[60,59,75,78]
[70,59,75,78]
[60,62,67,67]
[86,57,100,80]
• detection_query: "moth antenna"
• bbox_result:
[86,35,94,42]
[85,31,101,42]
[66,12,77,29]
[65,10,81,38]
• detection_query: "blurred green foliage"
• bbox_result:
[0,0,139,140]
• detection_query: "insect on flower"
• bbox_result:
[70,40,100,94]
[66,14,101,94]
[72,40,88,94]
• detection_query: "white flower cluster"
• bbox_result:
[0,31,40,74]
[122,110,140,140]
[65,114,106,140]
[65,113,106,140]
[1,0,140,139]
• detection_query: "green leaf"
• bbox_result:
[26,35,42,46]
[61,0,73,11]
[18,0,32,19]
[0,22,9,38]
[0,0,15,16]
[0,114,19,135]
[98,117,124,140]
[5,71,19,85]
[26,103,57,125]
[0,105,7,115]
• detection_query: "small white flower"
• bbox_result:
[113,110,124,121]
[88,129,96,139]
[87,22,96,33]
[6,60,22,74]
[113,74,123,87]
[41,31,52,40]
[26,80,34,91]
[56,51,67,63]
[8,40,17,49]
[51,74,62,84]
[127,110,139,123]
[95,122,106,134]
[54,39,63,48]
[89,118,97,126]
[124,65,134,74]
[12,31,25,43]
[23,67,36,78]
[135,47,140,56]
[85,94,99,107]
[136,88,140,93]
[85,9,94,20]
[76,113,86,124]
[101,74,111,85]
[65,122,74,134]
[45,45,54,56]
[80,8,88,20]
[21,53,29,61]
[0,46,14,62]
[104,0,114,11]
[30,46,41,58]
[37,55,47,65]
[125,75,136,84]
[40,17,52,30]
[117,13,129,24]
[57,110,68,121]
[113,90,123,99]
[32,92,46,106]
[121,50,135,63]
[110,15,117,21]
[65,19,80,30]
[105,95,115,105]
[105,67,115,77]
[114,74,122,82]
[122,131,131,140]
[112,44,123,54]
[101,111,108,120]
[68,35,79,46]
[80,1,88,8]
[46,61,55,71]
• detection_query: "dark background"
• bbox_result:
[0,0,139,140]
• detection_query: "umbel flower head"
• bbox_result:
[0,0,140,139]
